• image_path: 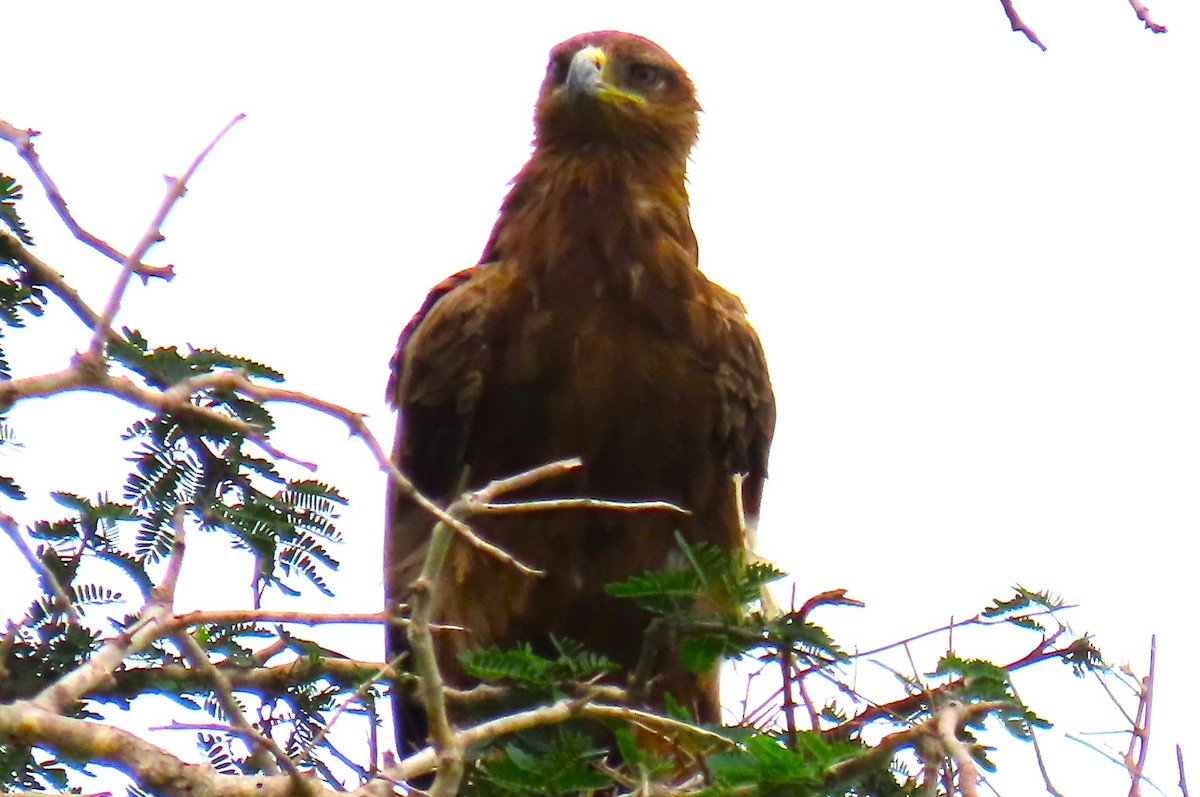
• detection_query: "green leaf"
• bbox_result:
[982,586,1064,620]
[476,731,612,795]
[1061,635,1103,676]
[458,639,617,690]
[0,474,25,499]
[0,174,32,244]
[679,632,738,673]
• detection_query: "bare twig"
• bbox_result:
[169,609,401,630]
[847,605,1075,664]
[999,0,1047,50]
[780,645,799,748]
[1126,636,1156,797]
[406,520,462,796]
[0,511,83,625]
[1009,681,1064,797]
[227,371,543,575]
[0,232,104,331]
[1128,0,1168,32]
[1179,744,1190,797]
[86,114,244,357]
[798,588,864,620]
[0,118,174,280]
[1095,668,1140,727]
[466,457,582,499]
[475,496,687,515]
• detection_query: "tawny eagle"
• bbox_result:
[385,30,775,748]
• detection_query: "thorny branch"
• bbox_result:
[404,458,688,796]
[85,114,244,358]
[0,117,174,280]
[0,232,102,331]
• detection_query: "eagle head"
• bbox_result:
[533,31,700,162]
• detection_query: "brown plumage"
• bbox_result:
[385,31,774,749]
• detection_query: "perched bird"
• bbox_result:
[385,30,774,749]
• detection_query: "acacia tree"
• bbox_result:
[0,5,1177,794]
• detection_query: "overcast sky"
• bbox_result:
[3,1,1198,793]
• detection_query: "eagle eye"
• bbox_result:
[624,61,666,92]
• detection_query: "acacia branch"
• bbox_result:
[86,114,244,358]
[832,631,1080,735]
[0,118,174,280]
[215,369,543,575]
[824,699,1011,787]
[0,702,320,797]
[170,627,296,780]
[94,657,397,703]
[0,231,104,332]
[29,511,186,715]
[0,511,83,625]
[168,609,403,631]
[934,700,980,797]
[385,697,736,787]
[406,519,462,796]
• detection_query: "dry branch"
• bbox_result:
[1128,0,1167,32]
[999,0,1046,50]
[0,118,174,280]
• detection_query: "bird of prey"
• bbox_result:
[385,30,775,749]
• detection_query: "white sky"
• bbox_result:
[3,1,1197,794]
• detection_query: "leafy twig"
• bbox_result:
[166,509,298,781]
[30,502,185,714]
[0,231,103,331]
[0,510,83,625]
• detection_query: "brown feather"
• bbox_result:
[385,31,774,751]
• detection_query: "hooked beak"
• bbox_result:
[566,45,606,101]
